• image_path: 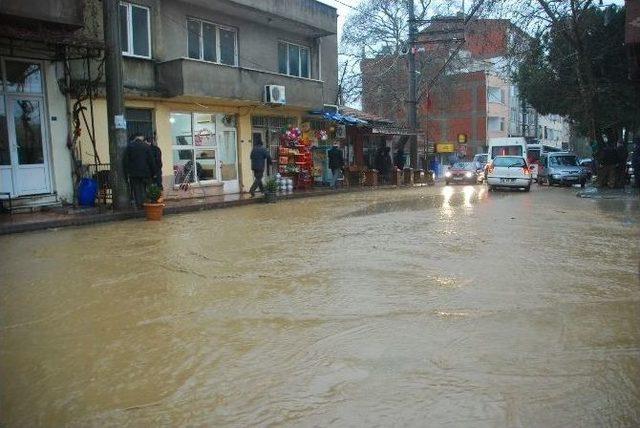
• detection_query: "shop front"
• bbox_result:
[168,112,239,195]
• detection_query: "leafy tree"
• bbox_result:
[512,3,640,145]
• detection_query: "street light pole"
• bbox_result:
[407,0,419,169]
[102,0,130,210]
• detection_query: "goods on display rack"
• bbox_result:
[278,126,314,190]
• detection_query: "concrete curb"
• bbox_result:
[0,184,431,235]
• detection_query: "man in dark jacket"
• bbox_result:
[632,137,640,188]
[328,142,344,189]
[124,134,156,209]
[249,139,272,197]
[149,135,163,188]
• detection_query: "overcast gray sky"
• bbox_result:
[318,0,626,42]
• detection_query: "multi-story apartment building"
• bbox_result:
[362,17,571,168]
[0,0,338,207]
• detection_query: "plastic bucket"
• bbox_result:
[78,178,98,207]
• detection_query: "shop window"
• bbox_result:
[170,112,238,186]
[125,108,153,141]
[120,2,151,58]
[278,41,310,78]
[187,18,237,66]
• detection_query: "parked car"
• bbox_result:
[486,156,532,192]
[473,153,488,182]
[578,158,594,180]
[445,162,481,185]
[538,152,589,187]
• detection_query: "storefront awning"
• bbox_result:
[308,110,368,126]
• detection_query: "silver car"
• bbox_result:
[538,152,589,187]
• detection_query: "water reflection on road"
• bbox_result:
[1,185,639,427]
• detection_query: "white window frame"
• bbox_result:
[278,41,311,79]
[186,18,238,67]
[120,2,151,59]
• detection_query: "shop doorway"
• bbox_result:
[0,59,52,197]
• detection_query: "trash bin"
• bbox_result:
[364,170,378,186]
[390,169,402,185]
[77,178,98,207]
[414,169,425,184]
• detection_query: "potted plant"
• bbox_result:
[143,184,165,220]
[264,177,278,203]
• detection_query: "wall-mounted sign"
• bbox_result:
[436,143,455,153]
[457,133,467,144]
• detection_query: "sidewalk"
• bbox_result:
[0,185,418,235]
[576,186,640,200]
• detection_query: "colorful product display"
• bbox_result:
[278,126,314,190]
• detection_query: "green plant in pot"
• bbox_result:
[143,184,165,220]
[264,177,278,203]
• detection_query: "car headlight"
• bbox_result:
[552,174,561,179]
[445,171,452,178]
[465,172,473,178]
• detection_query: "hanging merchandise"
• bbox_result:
[278,125,314,190]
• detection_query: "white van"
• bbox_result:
[487,138,527,163]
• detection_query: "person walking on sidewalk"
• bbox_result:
[149,135,163,189]
[328,142,344,189]
[249,139,272,197]
[124,134,157,209]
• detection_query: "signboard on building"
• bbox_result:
[457,133,467,144]
[436,143,455,153]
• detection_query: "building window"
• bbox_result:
[125,108,154,141]
[278,41,310,78]
[187,18,237,66]
[488,116,505,132]
[120,2,151,58]
[487,86,504,104]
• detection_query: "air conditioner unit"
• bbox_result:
[335,124,346,139]
[264,85,286,105]
[323,104,339,114]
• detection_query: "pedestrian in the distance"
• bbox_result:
[394,146,405,171]
[328,142,344,189]
[632,137,640,188]
[380,146,393,184]
[149,135,163,189]
[615,140,628,188]
[249,138,272,197]
[124,134,156,209]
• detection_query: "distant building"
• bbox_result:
[361,17,571,168]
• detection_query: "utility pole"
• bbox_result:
[102,0,129,210]
[407,0,419,169]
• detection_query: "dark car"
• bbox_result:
[578,158,594,180]
[445,162,481,185]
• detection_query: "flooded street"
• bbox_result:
[1,185,639,427]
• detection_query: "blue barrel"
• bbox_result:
[78,178,98,207]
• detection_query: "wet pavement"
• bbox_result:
[1,184,639,427]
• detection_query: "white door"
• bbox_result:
[7,95,51,196]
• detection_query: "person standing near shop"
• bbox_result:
[328,142,344,189]
[149,134,163,189]
[249,138,272,197]
[124,134,156,209]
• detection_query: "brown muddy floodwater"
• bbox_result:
[1,185,639,427]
